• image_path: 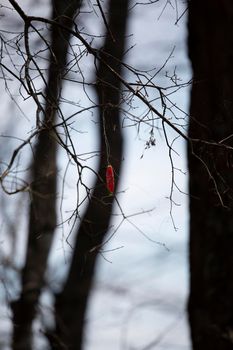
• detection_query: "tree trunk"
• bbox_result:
[11,1,81,349]
[188,1,233,349]
[53,1,129,349]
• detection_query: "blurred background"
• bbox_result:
[0,0,191,349]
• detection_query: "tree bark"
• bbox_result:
[188,1,233,349]
[11,1,81,349]
[53,1,129,349]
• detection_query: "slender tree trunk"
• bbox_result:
[11,2,81,349]
[188,1,233,349]
[53,1,129,349]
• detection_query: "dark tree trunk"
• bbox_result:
[188,1,233,349]
[11,1,81,349]
[53,1,129,349]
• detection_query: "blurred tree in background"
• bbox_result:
[188,1,233,349]
[53,0,128,348]
[11,1,81,348]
